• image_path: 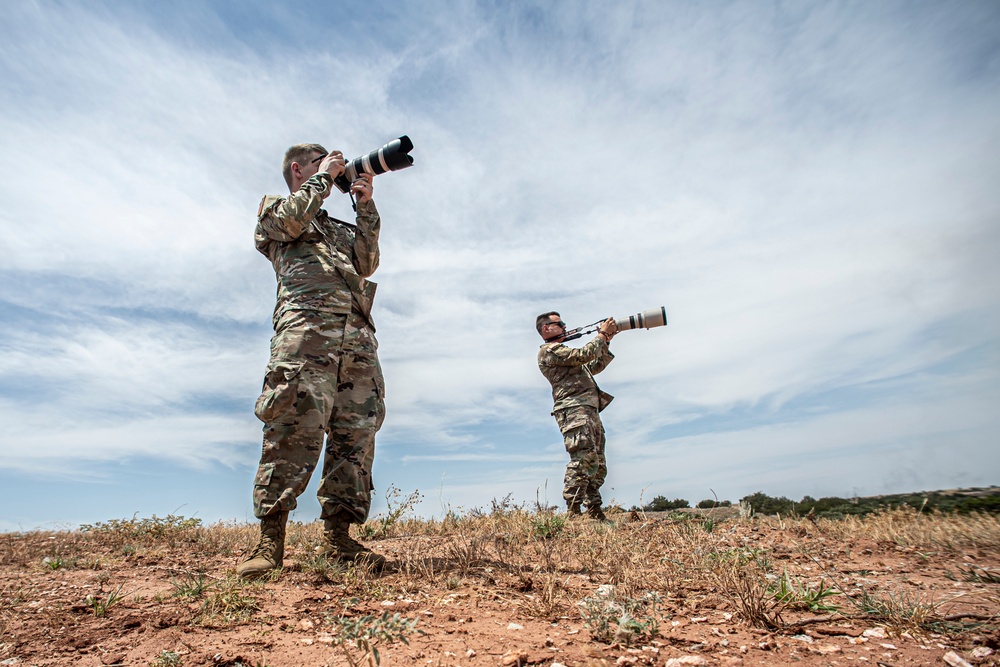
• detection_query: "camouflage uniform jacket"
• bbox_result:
[537,336,615,413]
[255,172,380,328]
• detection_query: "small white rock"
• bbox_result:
[943,651,974,667]
[665,657,709,667]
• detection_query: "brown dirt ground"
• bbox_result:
[1,511,998,667]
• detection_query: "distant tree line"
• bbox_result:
[638,489,1000,517]
[639,496,732,512]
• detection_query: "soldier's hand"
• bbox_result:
[599,317,618,342]
[318,151,346,180]
[351,172,374,203]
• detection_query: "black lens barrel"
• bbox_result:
[337,135,414,193]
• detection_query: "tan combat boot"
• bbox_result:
[567,504,583,519]
[236,511,288,579]
[587,505,609,522]
[322,517,387,571]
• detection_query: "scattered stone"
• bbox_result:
[943,651,974,667]
[863,626,887,639]
[507,622,524,631]
[791,634,814,643]
[665,657,709,667]
[810,645,842,655]
[971,646,995,660]
[500,650,529,666]
[100,654,125,666]
[298,619,315,631]
[465,649,476,658]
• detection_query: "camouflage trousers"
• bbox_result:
[252,309,385,524]
[553,405,607,510]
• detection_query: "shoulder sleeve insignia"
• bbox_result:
[257,195,281,220]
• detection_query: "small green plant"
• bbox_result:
[150,650,182,667]
[770,571,839,612]
[170,571,215,598]
[298,550,348,581]
[87,583,126,618]
[579,590,662,646]
[81,514,202,548]
[359,486,423,539]
[959,565,1000,584]
[531,512,567,539]
[42,555,67,570]
[328,608,420,666]
[709,549,784,629]
[196,578,261,627]
[702,517,717,533]
[849,587,942,634]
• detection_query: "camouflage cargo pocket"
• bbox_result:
[254,462,275,487]
[254,361,306,423]
[562,426,590,454]
[554,409,588,435]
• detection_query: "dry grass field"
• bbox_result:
[2,500,999,667]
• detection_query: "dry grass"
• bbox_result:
[2,506,998,648]
[820,506,1000,549]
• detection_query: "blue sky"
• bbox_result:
[2,1,998,531]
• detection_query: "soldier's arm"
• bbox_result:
[586,343,615,375]
[351,196,381,278]
[256,173,333,242]
[539,336,607,368]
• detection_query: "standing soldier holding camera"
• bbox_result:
[536,312,619,520]
[238,143,388,579]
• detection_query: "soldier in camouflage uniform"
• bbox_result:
[536,312,618,520]
[237,144,388,579]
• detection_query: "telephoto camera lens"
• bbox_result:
[336,135,414,193]
[614,307,667,331]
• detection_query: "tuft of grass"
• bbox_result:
[578,589,663,646]
[959,565,1000,584]
[81,514,203,549]
[170,570,216,599]
[708,549,785,629]
[849,587,939,635]
[150,650,183,667]
[531,512,567,539]
[327,607,420,667]
[357,486,423,540]
[42,555,70,570]
[770,570,839,612]
[196,577,262,627]
[86,583,127,618]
